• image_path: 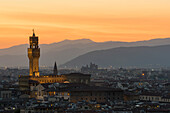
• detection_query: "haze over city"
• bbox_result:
[1,0,170,49]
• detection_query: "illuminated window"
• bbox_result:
[62,92,64,96]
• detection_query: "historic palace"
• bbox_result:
[19,31,91,91]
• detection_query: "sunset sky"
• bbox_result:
[0,0,170,49]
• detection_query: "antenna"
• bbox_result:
[32,29,35,36]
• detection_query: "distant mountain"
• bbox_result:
[1,38,170,67]
[62,45,170,68]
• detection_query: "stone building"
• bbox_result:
[139,93,170,103]
[19,31,91,91]
[0,89,12,99]
[29,83,123,103]
[70,86,123,103]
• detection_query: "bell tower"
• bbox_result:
[53,61,58,75]
[28,30,40,77]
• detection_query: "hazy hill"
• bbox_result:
[1,38,170,67]
[62,45,170,68]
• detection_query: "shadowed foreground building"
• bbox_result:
[19,31,91,91]
[29,83,123,103]
[70,86,123,103]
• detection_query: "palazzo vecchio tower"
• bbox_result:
[28,30,40,77]
[19,30,91,91]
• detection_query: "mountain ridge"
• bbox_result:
[62,44,170,68]
[1,37,170,67]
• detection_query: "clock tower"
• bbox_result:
[28,30,40,76]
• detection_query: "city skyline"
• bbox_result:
[0,1,170,112]
[0,0,170,48]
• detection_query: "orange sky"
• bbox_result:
[0,0,170,49]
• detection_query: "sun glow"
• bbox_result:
[0,0,170,48]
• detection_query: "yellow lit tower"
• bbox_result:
[28,30,40,77]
